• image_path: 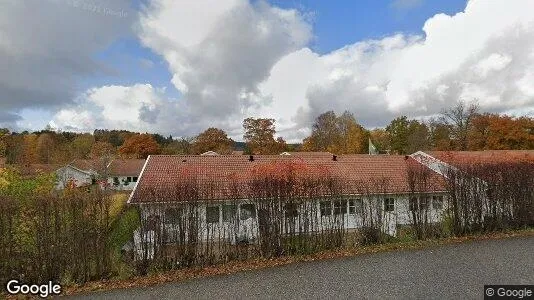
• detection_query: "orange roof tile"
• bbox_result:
[108,159,145,176]
[428,150,534,167]
[129,154,446,204]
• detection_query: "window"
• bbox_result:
[126,177,132,182]
[384,198,395,212]
[333,200,347,215]
[240,204,256,220]
[133,177,138,182]
[349,199,363,214]
[420,196,430,210]
[409,197,418,211]
[348,200,355,214]
[320,201,332,216]
[206,206,220,224]
[165,207,182,224]
[223,204,237,222]
[432,195,444,209]
[145,215,160,231]
[284,203,299,218]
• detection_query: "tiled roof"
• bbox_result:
[108,159,146,176]
[69,159,100,173]
[129,154,446,204]
[428,150,534,167]
[282,151,334,157]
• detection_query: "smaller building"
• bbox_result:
[107,159,146,191]
[55,159,100,189]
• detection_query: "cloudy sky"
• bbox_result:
[1,0,534,141]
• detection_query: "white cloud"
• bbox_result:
[137,0,312,119]
[52,0,534,142]
[254,0,534,136]
[0,0,133,123]
[52,84,168,132]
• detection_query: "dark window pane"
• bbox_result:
[348,199,355,214]
[206,206,220,224]
[409,197,418,211]
[284,203,299,218]
[333,200,347,215]
[223,204,237,222]
[420,196,430,210]
[240,204,256,220]
[320,201,332,216]
[384,198,395,212]
[165,207,182,224]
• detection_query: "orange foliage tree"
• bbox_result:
[119,134,160,159]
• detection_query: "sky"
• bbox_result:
[1,0,534,142]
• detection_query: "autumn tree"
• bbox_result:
[36,133,56,164]
[369,128,390,153]
[161,138,192,155]
[304,111,368,154]
[0,128,9,158]
[386,116,430,154]
[468,114,534,150]
[243,118,287,154]
[308,111,339,151]
[22,134,39,164]
[90,141,116,159]
[119,134,160,159]
[191,128,234,155]
[71,134,95,159]
[439,100,479,150]
[406,120,430,153]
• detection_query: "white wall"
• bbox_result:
[134,192,449,247]
[55,166,93,189]
[108,176,138,191]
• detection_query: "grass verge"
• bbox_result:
[64,227,534,296]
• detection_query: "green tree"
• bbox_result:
[386,116,410,154]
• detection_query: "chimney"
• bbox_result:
[249,155,254,162]
[332,155,337,161]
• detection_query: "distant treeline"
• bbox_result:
[0,101,532,164]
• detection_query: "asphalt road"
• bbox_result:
[72,236,534,300]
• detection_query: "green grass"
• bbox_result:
[109,206,140,252]
[109,193,129,221]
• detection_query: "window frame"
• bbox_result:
[384,198,395,212]
[419,196,430,211]
[333,200,347,215]
[320,201,332,216]
[409,197,418,211]
[240,203,256,220]
[432,195,444,210]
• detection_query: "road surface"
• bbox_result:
[71,236,534,299]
